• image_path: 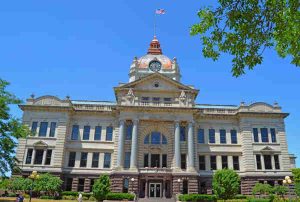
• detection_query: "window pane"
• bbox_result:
[106,126,113,141]
[222,156,228,169]
[66,178,73,191]
[31,122,38,135]
[151,132,161,144]
[124,152,131,168]
[182,180,188,194]
[92,152,99,168]
[253,128,259,142]
[83,126,90,140]
[151,154,160,167]
[261,128,269,143]
[104,153,111,168]
[233,156,239,170]
[39,122,48,137]
[123,178,129,193]
[256,155,262,170]
[80,152,88,167]
[198,129,205,143]
[144,135,149,144]
[126,123,133,140]
[34,149,44,164]
[180,126,186,141]
[78,179,85,192]
[210,156,216,170]
[25,149,33,164]
[68,152,76,167]
[270,128,277,143]
[209,129,215,143]
[199,156,206,170]
[162,135,167,144]
[274,155,280,169]
[181,154,186,169]
[264,155,272,169]
[49,122,56,137]
[45,150,52,165]
[94,126,102,140]
[162,154,167,167]
[220,129,226,144]
[231,130,237,144]
[71,125,79,140]
[144,154,149,167]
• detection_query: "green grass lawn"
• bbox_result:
[0,197,94,202]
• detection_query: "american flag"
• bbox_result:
[156,9,166,15]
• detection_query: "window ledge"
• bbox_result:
[27,136,57,140]
[252,143,280,145]
[199,143,242,146]
[68,140,114,143]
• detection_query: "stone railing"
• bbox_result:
[199,108,237,115]
[139,167,172,173]
[72,104,114,111]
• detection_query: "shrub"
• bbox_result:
[248,198,271,202]
[213,169,240,199]
[34,173,63,196]
[295,183,300,197]
[82,192,92,197]
[234,195,247,199]
[178,194,217,202]
[217,200,248,202]
[39,195,56,199]
[62,195,76,200]
[62,191,78,196]
[82,196,89,200]
[89,196,97,201]
[272,186,288,197]
[92,175,110,201]
[106,193,135,201]
[252,183,273,195]
[24,194,30,199]
[8,193,17,197]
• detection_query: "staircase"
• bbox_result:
[138,197,176,202]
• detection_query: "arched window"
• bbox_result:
[144,132,167,144]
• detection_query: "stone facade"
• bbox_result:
[15,37,296,198]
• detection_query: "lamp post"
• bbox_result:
[283,176,292,200]
[28,171,39,202]
[177,178,181,194]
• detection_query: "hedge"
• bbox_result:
[61,191,78,196]
[247,199,271,202]
[179,194,218,202]
[106,193,135,200]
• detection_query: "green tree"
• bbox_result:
[212,169,240,199]
[92,175,111,202]
[0,79,29,176]
[191,0,300,77]
[252,183,273,195]
[295,183,300,197]
[34,173,63,196]
[292,168,300,197]
[272,185,288,197]
[9,177,32,192]
[0,178,10,190]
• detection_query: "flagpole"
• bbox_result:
[154,11,156,37]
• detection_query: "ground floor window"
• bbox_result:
[90,179,95,192]
[78,178,85,192]
[182,180,188,194]
[199,181,206,194]
[66,178,73,191]
[123,178,129,193]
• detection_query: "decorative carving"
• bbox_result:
[179,90,187,103]
[126,88,135,104]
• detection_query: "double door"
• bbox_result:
[149,183,161,198]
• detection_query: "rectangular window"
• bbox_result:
[94,126,102,140]
[92,152,99,168]
[181,154,186,169]
[264,155,272,169]
[68,152,76,167]
[182,180,188,194]
[78,179,85,192]
[270,128,277,143]
[80,152,88,167]
[261,128,269,143]
[142,97,149,101]
[90,179,95,193]
[220,129,227,144]
[106,126,113,141]
[103,153,111,168]
[125,123,133,140]
[83,125,90,140]
[71,125,79,140]
[45,150,52,165]
[31,122,38,135]
[274,155,280,169]
[253,128,259,142]
[123,178,129,193]
[144,154,149,167]
[222,156,228,169]
[197,129,205,143]
[209,129,215,143]
[164,98,172,103]
[66,178,73,191]
[256,155,262,170]
[151,154,160,167]
[25,149,33,164]
[34,149,44,164]
[153,97,160,104]
[162,154,167,168]
[180,126,186,141]
[233,156,240,170]
[210,156,217,170]
[231,130,237,144]
[199,156,206,170]
[39,122,48,137]
[124,152,131,168]
[49,122,56,137]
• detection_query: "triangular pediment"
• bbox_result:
[261,146,275,154]
[33,140,48,148]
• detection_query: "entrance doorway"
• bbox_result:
[149,183,161,198]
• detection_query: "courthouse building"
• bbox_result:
[16,37,296,198]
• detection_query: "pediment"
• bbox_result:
[260,146,275,154]
[248,102,274,112]
[34,96,63,106]
[33,140,48,148]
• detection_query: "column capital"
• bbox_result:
[133,119,139,124]
[119,120,125,125]
[175,120,180,126]
[188,121,195,126]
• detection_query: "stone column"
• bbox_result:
[271,155,276,170]
[145,179,148,198]
[31,149,36,165]
[174,121,181,169]
[187,122,195,171]
[42,149,47,165]
[116,120,125,168]
[130,119,138,170]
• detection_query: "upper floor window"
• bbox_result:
[152,97,160,103]
[233,156,240,170]
[45,150,52,165]
[106,126,113,141]
[34,150,44,164]
[125,122,133,140]
[181,154,186,169]
[94,126,102,140]
[71,125,79,140]
[256,155,262,170]
[222,156,228,169]
[180,126,186,141]
[144,132,167,145]
[124,152,131,169]
[31,122,38,135]
[141,97,149,103]
[92,152,99,168]
[80,152,88,167]
[49,122,56,137]
[197,129,205,143]
[162,154,167,167]
[103,153,111,168]
[220,129,226,144]
[199,156,206,170]
[270,128,277,143]
[209,129,215,144]
[83,125,90,140]
[210,155,217,170]
[253,128,259,142]
[39,122,48,137]
[25,149,33,164]
[264,155,272,169]
[231,130,237,144]
[68,152,76,167]
[274,155,280,169]
[261,128,269,143]
[164,98,172,103]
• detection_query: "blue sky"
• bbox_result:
[0,1,299,167]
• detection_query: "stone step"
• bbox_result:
[138,197,175,202]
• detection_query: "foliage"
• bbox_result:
[295,182,300,197]
[89,196,97,201]
[272,185,288,197]
[61,191,78,196]
[178,194,217,202]
[82,192,92,197]
[234,195,247,199]
[34,173,63,196]
[191,0,300,77]
[106,193,135,201]
[62,195,76,200]
[9,177,32,191]
[248,199,271,202]
[92,174,111,201]
[39,195,56,199]
[252,183,273,195]
[0,178,10,190]
[8,192,17,197]
[0,79,30,176]
[292,168,300,183]
[212,169,241,199]
[217,200,248,202]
